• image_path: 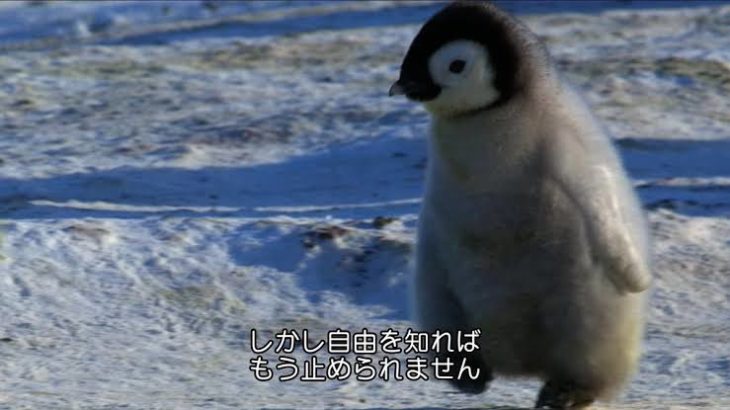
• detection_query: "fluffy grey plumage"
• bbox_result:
[390,2,651,408]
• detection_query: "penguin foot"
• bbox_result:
[535,380,595,409]
[441,350,493,395]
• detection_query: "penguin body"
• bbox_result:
[392,3,651,408]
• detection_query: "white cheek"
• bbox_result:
[426,53,500,116]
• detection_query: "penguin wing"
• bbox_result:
[551,165,652,294]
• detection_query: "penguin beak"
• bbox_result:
[388,79,441,101]
[388,81,406,97]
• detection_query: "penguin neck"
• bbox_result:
[427,96,542,193]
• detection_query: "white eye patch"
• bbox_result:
[424,39,500,117]
[428,40,487,87]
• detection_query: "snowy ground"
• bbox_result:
[1,1,730,409]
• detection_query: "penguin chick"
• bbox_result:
[390,2,651,409]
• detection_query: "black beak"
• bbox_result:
[387,79,440,101]
[388,81,406,97]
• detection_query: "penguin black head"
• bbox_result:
[390,1,534,117]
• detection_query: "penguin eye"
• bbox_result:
[448,59,466,74]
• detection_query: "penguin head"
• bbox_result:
[390,1,530,117]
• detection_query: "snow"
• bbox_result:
[1,1,729,409]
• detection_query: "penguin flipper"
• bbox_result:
[549,166,651,294]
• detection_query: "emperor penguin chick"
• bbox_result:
[390,2,651,409]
